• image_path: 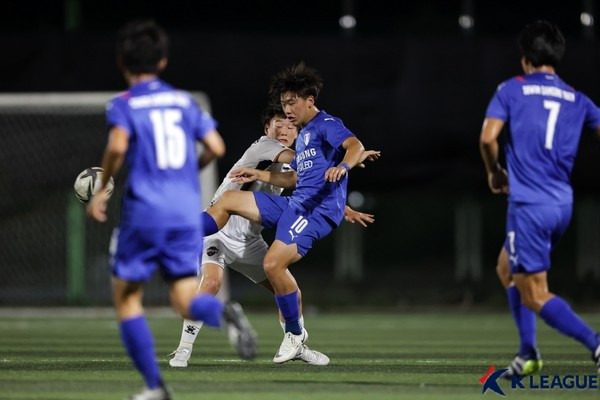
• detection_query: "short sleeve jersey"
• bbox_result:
[210,136,290,239]
[290,110,355,225]
[486,72,600,205]
[106,78,217,228]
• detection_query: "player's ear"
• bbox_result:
[520,56,529,73]
[264,124,270,135]
[307,96,315,108]
[157,58,168,73]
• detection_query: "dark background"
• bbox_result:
[2,0,600,307]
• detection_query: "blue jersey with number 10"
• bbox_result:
[486,72,600,205]
[106,78,217,228]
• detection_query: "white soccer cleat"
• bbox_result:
[273,330,307,364]
[167,346,192,368]
[128,385,173,400]
[294,345,330,366]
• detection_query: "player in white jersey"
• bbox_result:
[169,106,377,367]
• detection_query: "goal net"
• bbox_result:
[0,92,218,306]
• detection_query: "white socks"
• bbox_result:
[178,319,204,347]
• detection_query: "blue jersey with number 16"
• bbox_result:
[486,72,600,205]
[106,78,217,228]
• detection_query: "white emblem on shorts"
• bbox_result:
[288,230,298,241]
[304,132,310,146]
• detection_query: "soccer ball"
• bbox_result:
[73,167,114,204]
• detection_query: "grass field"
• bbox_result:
[0,310,599,400]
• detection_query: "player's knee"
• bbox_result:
[520,294,537,310]
[496,262,511,286]
[263,256,283,277]
[200,277,221,295]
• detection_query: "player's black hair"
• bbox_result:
[261,103,287,127]
[269,62,323,102]
[116,19,169,74]
[518,20,565,68]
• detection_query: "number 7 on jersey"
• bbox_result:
[543,100,561,150]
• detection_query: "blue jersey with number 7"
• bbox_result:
[106,78,217,227]
[485,72,600,205]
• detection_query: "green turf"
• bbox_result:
[0,311,598,399]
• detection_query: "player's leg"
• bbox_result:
[169,263,224,367]
[256,278,329,366]
[163,227,256,360]
[113,278,172,399]
[511,204,600,371]
[202,191,261,236]
[514,272,599,355]
[111,226,172,399]
[255,273,304,330]
[497,246,540,377]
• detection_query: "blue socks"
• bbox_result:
[120,316,162,389]
[190,294,223,328]
[506,286,537,356]
[275,290,302,335]
[201,211,219,236]
[540,296,599,352]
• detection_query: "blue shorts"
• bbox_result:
[504,203,572,274]
[110,225,201,282]
[253,192,336,256]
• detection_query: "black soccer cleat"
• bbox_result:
[222,301,257,360]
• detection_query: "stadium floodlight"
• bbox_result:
[581,12,594,27]
[458,14,474,29]
[339,14,356,29]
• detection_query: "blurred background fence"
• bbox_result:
[1,0,600,308]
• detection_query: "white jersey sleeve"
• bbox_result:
[210,136,287,205]
[208,136,292,240]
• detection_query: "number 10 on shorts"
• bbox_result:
[289,215,308,240]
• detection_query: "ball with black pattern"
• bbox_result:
[73,167,114,204]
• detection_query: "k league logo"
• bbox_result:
[478,365,599,396]
[480,365,508,396]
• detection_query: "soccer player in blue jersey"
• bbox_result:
[480,20,600,377]
[86,20,253,400]
[201,63,365,362]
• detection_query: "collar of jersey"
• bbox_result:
[130,77,161,92]
[302,110,324,132]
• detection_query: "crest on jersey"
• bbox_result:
[304,132,311,146]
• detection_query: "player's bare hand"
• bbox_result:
[230,167,260,184]
[344,206,374,227]
[86,188,110,222]
[488,166,509,194]
[356,150,381,168]
[324,166,347,182]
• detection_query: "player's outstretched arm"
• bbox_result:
[87,126,129,222]
[230,167,297,189]
[355,149,381,168]
[202,129,226,159]
[324,137,365,182]
[344,206,374,227]
[480,118,508,194]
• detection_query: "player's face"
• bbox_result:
[280,92,314,127]
[265,116,298,147]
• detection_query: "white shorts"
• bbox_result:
[201,230,269,283]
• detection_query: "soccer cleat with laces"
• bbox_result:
[222,301,257,360]
[294,344,330,366]
[168,346,192,368]
[127,385,173,400]
[273,329,307,364]
[503,350,543,379]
